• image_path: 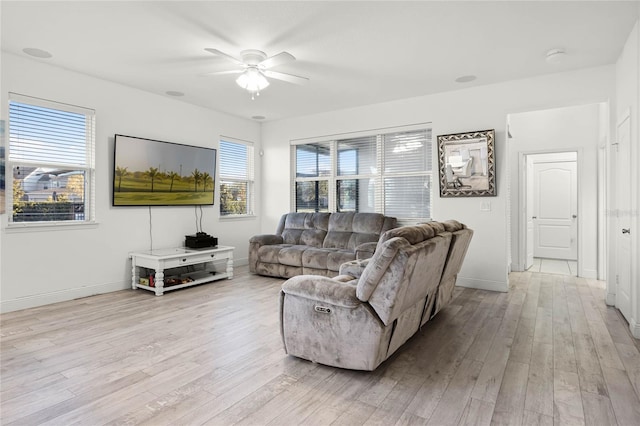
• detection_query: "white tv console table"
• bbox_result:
[129,246,234,296]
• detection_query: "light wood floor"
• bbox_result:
[2,268,640,425]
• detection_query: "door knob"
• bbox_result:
[622,228,630,234]
[572,215,577,219]
[532,216,537,219]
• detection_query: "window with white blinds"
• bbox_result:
[8,93,95,224]
[219,138,254,216]
[382,130,432,219]
[294,142,331,212]
[292,127,432,220]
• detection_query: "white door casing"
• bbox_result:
[615,113,632,323]
[526,156,535,269]
[533,160,578,260]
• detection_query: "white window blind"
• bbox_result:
[9,101,89,166]
[336,136,377,212]
[8,93,95,224]
[296,142,331,178]
[382,130,432,219]
[294,142,331,212]
[219,139,254,216]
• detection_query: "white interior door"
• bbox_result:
[615,114,632,322]
[533,160,578,260]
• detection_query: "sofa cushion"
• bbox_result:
[302,247,333,270]
[281,213,330,246]
[282,229,305,245]
[380,224,435,245]
[278,245,309,267]
[327,250,357,272]
[352,213,387,234]
[300,229,327,247]
[324,212,388,250]
[257,244,292,264]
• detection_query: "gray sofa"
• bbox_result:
[279,220,473,371]
[249,212,397,279]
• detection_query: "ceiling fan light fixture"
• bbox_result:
[236,68,269,97]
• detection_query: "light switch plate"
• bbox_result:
[480,201,491,211]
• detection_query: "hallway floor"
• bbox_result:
[528,257,578,276]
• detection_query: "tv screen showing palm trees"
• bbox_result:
[113,134,216,206]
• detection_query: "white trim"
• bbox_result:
[9,92,95,116]
[629,318,640,339]
[290,122,432,145]
[0,280,128,313]
[219,214,256,221]
[456,276,508,292]
[219,135,254,146]
[6,221,99,232]
[0,256,250,313]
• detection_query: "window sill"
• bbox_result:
[5,221,99,233]
[220,214,256,221]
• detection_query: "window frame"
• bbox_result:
[6,93,96,228]
[219,137,255,219]
[291,124,433,222]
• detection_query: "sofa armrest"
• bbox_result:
[281,275,361,308]
[249,234,284,246]
[339,258,370,279]
[355,242,378,260]
[249,234,284,273]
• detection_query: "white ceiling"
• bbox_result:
[2,1,639,122]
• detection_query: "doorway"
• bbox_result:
[509,102,605,280]
[523,152,579,276]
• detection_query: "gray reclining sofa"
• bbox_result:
[249,212,397,279]
[279,220,473,371]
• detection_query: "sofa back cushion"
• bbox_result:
[279,213,330,247]
[356,224,451,325]
[323,212,396,250]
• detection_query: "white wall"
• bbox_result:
[0,53,261,312]
[508,103,604,279]
[611,18,640,336]
[262,66,616,293]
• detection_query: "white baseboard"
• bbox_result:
[1,258,250,314]
[581,268,598,279]
[510,262,525,272]
[0,281,129,313]
[234,257,248,267]
[605,292,616,306]
[630,318,640,339]
[456,276,508,292]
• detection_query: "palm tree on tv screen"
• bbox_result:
[191,169,202,192]
[145,167,160,192]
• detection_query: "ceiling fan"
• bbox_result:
[203,48,309,99]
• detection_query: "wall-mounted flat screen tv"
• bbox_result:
[113,134,216,206]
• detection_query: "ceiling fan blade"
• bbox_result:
[204,48,244,66]
[264,70,309,85]
[200,69,244,76]
[259,51,295,69]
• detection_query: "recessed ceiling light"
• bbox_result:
[545,48,566,64]
[455,75,476,83]
[23,48,52,59]
[165,91,184,97]
[251,115,266,120]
